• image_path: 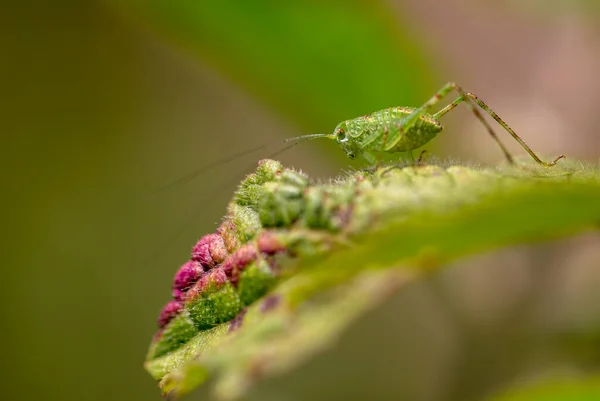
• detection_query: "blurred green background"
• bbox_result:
[2,1,599,400]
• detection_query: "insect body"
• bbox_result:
[290,82,564,167]
[333,106,442,162]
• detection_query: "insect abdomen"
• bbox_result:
[347,107,443,153]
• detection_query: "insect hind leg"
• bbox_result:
[386,82,564,167]
[461,91,564,167]
[429,83,564,167]
[432,88,515,164]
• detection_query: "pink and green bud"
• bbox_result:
[173,261,204,294]
[200,267,229,290]
[209,235,228,264]
[186,267,243,329]
[157,300,183,328]
[151,310,199,359]
[222,244,258,284]
[186,267,229,301]
[257,231,286,255]
[192,234,227,268]
[217,220,240,253]
[172,288,185,302]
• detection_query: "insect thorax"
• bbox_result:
[344,107,444,154]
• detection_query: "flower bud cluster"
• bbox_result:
[151,159,361,360]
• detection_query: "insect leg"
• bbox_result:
[461,92,564,167]
[432,97,461,119]
[433,93,516,164]
[393,82,564,167]
[416,149,429,165]
[414,82,459,111]
[380,150,427,177]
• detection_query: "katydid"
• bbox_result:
[288,82,565,166]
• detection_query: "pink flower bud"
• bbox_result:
[222,244,258,285]
[192,234,227,268]
[186,267,228,301]
[173,261,204,293]
[217,220,240,253]
[209,235,228,264]
[257,231,286,255]
[157,300,183,328]
[172,288,185,302]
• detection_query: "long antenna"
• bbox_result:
[143,135,326,263]
[147,132,330,198]
[284,133,330,143]
[147,144,266,195]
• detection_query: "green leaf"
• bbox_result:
[145,159,600,400]
[106,1,434,131]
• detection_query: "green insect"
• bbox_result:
[288,82,565,167]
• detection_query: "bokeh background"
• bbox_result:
[2,1,599,400]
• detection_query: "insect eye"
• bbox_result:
[336,130,345,141]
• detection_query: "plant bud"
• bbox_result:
[192,234,225,268]
[173,261,204,293]
[157,300,183,328]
